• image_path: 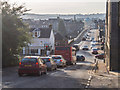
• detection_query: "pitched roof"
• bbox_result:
[34,28,51,38]
[54,32,68,40]
[55,32,64,40]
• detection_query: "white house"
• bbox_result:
[23,26,55,56]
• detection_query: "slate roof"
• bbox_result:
[54,32,67,40]
[34,28,51,38]
[55,32,64,40]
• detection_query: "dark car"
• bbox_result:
[73,45,79,51]
[76,55,85,61]
[101,42,104,45]
[82,46,89,50]
[18,56,47,76]
[40,57,57,71]
[95,53,105,59]
[82,37,86,41]
[92,48,99,54]
[101,46,104,50]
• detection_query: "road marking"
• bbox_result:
[4,82,11,85]
[50,72,58,75]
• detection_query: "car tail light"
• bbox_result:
[60,60,62,62]
[19,62,21,65]
[49,59,50,61]
[36,62,38,65]
[36,62,39,68]
[19,62,22,68]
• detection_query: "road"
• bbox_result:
[69,29,88,46]
[2,29,99,88]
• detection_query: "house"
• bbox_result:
[23,25,55,56]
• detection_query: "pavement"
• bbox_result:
[89,52,119,88]
[87,29,119,88]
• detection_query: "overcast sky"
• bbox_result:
[8,0,107,14]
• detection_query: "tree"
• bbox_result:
[2,1,31,67]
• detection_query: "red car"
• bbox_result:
[95,53,105,59]
[18,56,47,76]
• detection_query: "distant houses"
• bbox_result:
[22,17,85,39]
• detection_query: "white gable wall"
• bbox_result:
[50,29,55,50]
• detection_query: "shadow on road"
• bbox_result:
[64,61,94,71]
[2,65,89,88]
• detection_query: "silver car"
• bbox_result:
[40,57,57,71]
[51,55,66,67]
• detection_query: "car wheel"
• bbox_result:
[44,69,47,74]
[38,70,42,76]
[64,64,66,67]
[18,73,22,77]
[62,64,64,67]
[55,66,57,70]
[50,67,53,71]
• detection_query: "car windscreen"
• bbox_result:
[21,58,37,63]
[93,49,98,51]
[41,58,50,62]
[52,57,61,59]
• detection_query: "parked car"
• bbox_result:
[82,45,89,50]
[101,46,104,50]
[76,55,85,61]
[40,57,57,71]
[82,37,86,41]
[51,55,66,67]
[92,48,98,54]
[101,42,104,45]
[90,44,96,49]
[88,31,91,33]
[95,53,105,59]
[90,37,94,41]
[73,44,80,51]
[91,41,98,45]
[18,56,47,76]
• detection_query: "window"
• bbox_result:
[52,57,61,59]
[41,58,50,62]
[35,32,37,37]
[55,47,70,50]
[31,49,38,54]
[38,31,41,37]
[21,58,37,63]
[34,31,40,37]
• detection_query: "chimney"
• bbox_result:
[49,24,52,29]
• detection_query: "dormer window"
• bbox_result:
[32,28,41,38]
[33,31,40,38]
[35,32,37,37]
[38,31,41,37]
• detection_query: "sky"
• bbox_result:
[8,0,107,14]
